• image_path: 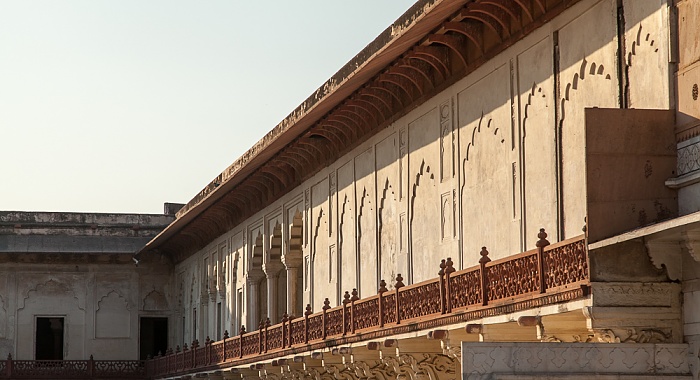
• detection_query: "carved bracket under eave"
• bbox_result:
[682,230,700,262]
[645,230,700,281]
[644,239,683,281]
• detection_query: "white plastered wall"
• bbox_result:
[173,0,672,342]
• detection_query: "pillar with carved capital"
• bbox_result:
[281,255,302,317]
[246,270,265,329]
[263,261,284,323]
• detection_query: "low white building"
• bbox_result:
[0,209,174,361]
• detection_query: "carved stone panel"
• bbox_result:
[458,64,511,264]
[408,108,440,284]
[95,291,130,338]
[461,342,690,378]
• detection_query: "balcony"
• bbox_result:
[147,230,588,379]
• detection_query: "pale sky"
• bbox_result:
[0,1,417,214]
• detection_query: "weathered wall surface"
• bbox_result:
[683,252,700,380]
[671,0,700,218]
[173,0,673,341]
[0,265,170,360]
[0,212,173,360]
[558,0,619,239]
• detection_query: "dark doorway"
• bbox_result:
[35,317,64,360]
[139,317,168,360]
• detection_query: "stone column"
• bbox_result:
[281,255,302,317]
[263,261,284,323]
[246,270,264,329]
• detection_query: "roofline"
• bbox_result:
[137,0,464,258]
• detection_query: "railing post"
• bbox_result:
[222,331,228,362]
[445,257,455,313]
[322,299,330,339]
[287,316,293,348]
[479,247,491,306]
[536,228,550,294]
[6,353,12,378]
[258,320,264,354]
[205,336,211,365]
[378,280,387,328]
[350,289,359,334]
[154,352,160,375]
[264,318,271,353]
[165,348,171,373]
[394,274,404,324]
[438,259,446,314]
[191,339,198,368]
[281,313,288,348]
[304,304,312,343]
[175,345,181,371]
[145,354,152,377]
[88,354,95,377]
[342,291,351,336]
[182,344,188,369]
[239,326,245,358]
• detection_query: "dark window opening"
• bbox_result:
[139,317,168,360]
[35,317,64,360]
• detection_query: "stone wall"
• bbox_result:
[173,0,673,341]
[0,211,173,360]
[461,342,691,379]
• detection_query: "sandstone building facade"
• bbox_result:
[3,0,700,379]
[136,0,700,378]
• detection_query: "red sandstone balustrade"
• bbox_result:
[146,231,588,379]
[0,354,147,379]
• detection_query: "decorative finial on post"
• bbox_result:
[265,318,271,328]
[282,312,288,323]
[343,291,351,305]
[445,257,455,275]
[395,274,405,289]
[205,336,211,345]
[240,325,246,336]
[305,304,313,317]
[439,259,446,276]
[223,330,229,339]
[536,228,550,248]
[323,298,331,311]
[479,247,491,264]
[378,279,387,293]
[350,288,359,302]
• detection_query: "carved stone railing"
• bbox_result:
[147,230,588,379]
[0,354,146,379]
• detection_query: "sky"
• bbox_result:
[0,1,417,214]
